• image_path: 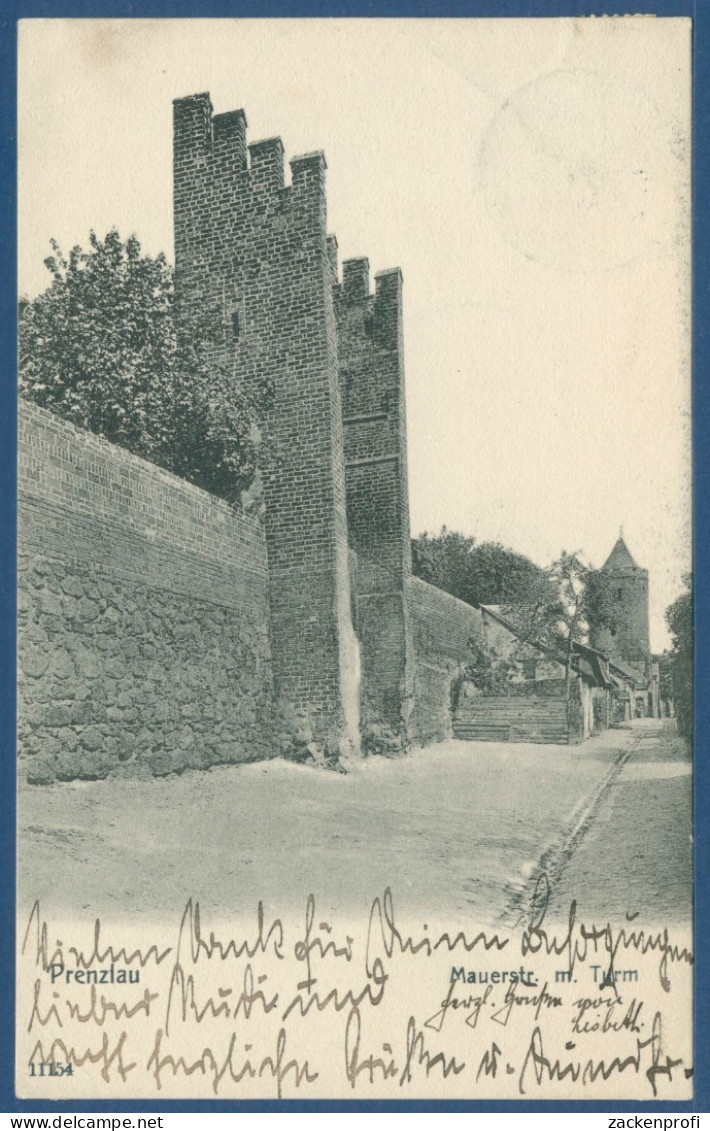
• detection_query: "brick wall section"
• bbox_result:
[407,577,484,744]
[18,401,274,784]
[335,259,413,737]
[173,94,359,751]
[336,261,411,580]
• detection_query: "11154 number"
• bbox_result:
[29,1061,74,1077]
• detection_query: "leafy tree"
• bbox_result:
[666,576,693,740]
[19,230,272,506]
[411,527,549,608]
[502,550,618,699]
[413,528,623,708]
[584,566,621,640]
[469,541,552,608]
[544,551,593,697]
[412,530,619,672]
[461,637,517,695]
[411,528,475,601]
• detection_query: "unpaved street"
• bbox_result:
[18,720,690,928]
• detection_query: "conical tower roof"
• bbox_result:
[601,531,639,570]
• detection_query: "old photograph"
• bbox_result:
[16,17,693,1101]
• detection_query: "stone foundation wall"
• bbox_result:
[18,401,274,784]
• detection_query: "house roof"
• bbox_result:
[571,641,615,689]
[605,654,648,689]
[480,605,615,688]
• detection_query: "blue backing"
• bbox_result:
[0,0,704,1114]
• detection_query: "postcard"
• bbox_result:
[15,17,693,1102]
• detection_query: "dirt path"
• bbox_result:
[18,724,660,927]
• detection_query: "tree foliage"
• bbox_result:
[461,638,517,695]
[584,567,621,639]
[666,576,693,740]
[19,230,272,506]
[412,530,621,702]
[547,551,594,640]
[411,527,550,608]
[507,550,618,678]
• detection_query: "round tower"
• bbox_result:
[589,531,651,673]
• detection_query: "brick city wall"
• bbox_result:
[335,258,413,738]
[18,401,274,784]
[173,94,359,753]
[407,577,485,744]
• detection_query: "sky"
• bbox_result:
[17,18,692,650]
